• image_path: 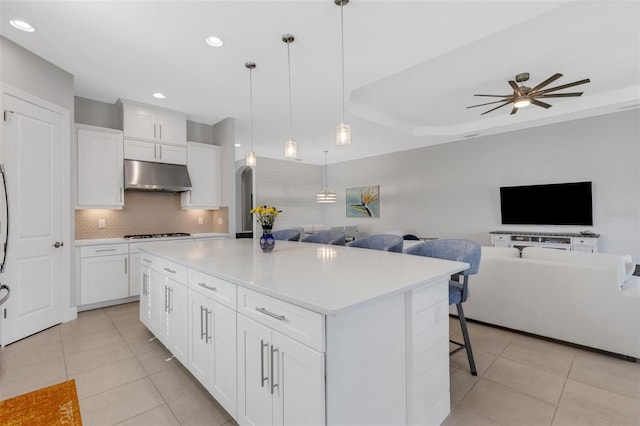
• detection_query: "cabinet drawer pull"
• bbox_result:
[197,282,217,292]
[205,308,212,343]
[255,307,287,322]
[95,248,117,252]
[260,340,269,387]
[124,258,127,274]
[163,267,176,274]
[270,345,279,395]
[200,305,206,340]
[142,258,152,263]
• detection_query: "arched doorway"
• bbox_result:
[235,166,254,238]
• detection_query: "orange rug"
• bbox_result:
[0,379,82,426]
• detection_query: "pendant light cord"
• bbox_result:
[340,2,345,123]
[287,41,293,141]
[324,151,329,187]
[249,67,254,151]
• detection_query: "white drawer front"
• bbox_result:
[491,235,509,241]
[238,287,324,352]
[158,258,187,283]
[139,253,160,270]
[189,269,236,310]
[81,243,129,258]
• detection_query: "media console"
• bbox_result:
[490,231,599,253]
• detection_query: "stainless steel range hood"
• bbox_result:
[124,160,192,192]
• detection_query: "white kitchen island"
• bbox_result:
[137,238,468,426]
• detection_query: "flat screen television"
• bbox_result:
[500,181,593,226]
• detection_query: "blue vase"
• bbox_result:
[260,227,275,253]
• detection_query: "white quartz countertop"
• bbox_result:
[75,233,228,246]
[139,239,468,315]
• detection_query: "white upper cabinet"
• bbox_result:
[76,124,124,209]
[181,142,220,209]
[120,100,187,146]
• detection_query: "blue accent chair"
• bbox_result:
[300,230,345,245]
[347,234,404,253]
[404,239,481,375]
[271,229,301,241]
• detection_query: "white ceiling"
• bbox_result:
[1,0,639,165]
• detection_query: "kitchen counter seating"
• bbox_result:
[460,246,640,359]
[137,239,468,425]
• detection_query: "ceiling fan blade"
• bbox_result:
[510,107,518,115]
[528,73,563,94]
[467,99,512,109]
[473,94,514,98]
[481,101,513,115]
[531,99,552,109]
[508,80,523,96]
[536,78,591,95]
[535,92,584,98]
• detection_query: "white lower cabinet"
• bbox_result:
[79,244,129,305]
[237,314,324,426]
[188,289,237,418]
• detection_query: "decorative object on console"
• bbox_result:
[467,72,590,115]
[245,61,257,167]
[317,150,337,203]
[282,34,297,159]
[346,185,379,217]
[251,205,282,252]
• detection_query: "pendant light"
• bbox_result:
[245,62,257,167]
[282,34,297,159]
[317,151,337,203]
[335,0,351,146]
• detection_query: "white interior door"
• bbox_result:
[0,93,65,345]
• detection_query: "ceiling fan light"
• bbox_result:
[284,140,297,159]
[245,150,256,167]
[514,98,531,108]
[336,122,351,145]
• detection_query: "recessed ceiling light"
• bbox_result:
[205,36,224,47]
[234,143,241,147]
[9,19,35,32]
[152,92,166,99]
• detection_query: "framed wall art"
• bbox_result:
[346,185,379,218]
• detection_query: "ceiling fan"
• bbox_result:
[467,72,591,115]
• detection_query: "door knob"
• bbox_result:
[53,241,64,248]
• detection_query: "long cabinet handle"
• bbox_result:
[142,273,148,296]
[255,307,287,322]
[205,308,212,343]
[124,258,128,274]
[164,285,169,313]
[260,340,269,388]
[270,345,279,395]
[197,282,217,292]
[159,124,162,140]
[159,144,162,159]
[95,248,116,252]
[200,305,206,341]
[154,123,157,139]
[168,287,173,313]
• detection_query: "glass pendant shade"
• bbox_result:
[245,150,256,167]
[284,140,297,159]
[336,122,351,145]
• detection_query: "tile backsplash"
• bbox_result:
[75,191,228,239]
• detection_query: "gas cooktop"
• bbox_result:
[124,232,191,239]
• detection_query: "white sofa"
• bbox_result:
[458,246,640,358]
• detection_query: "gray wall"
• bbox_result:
[319,110,639,259]
[253,157,324,231]
[74,96,120,129]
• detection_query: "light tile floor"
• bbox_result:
[1,302,639,426]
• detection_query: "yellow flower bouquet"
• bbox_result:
[250,205,282,228]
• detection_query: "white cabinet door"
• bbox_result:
[189,290,237,418]
[139,261,152,329]
[181,142,220,209]
[76,125,124,209]
[80,254,129,305]
[122,104,156,141]
[157,111,187,146]
[170,279,189,365]
[157,143,187,165]
[124,139,156,162]
[149,268,166,337]
[129,252,140,296]
[272,331,325,426]
[238,314,274,426]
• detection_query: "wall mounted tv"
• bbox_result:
[500,181,593,226]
